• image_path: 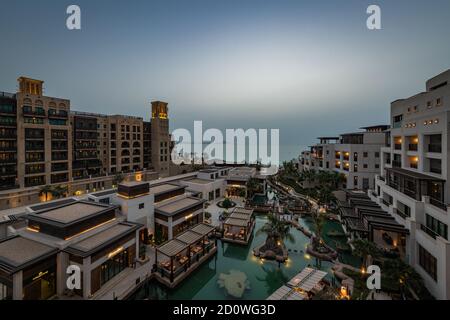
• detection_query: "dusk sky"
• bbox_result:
[1,0,450,160]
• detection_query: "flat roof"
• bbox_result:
[89,189,117,198]
[185,178,214,185]
[66,223,139,254]
[0,236,58,273]
[175,230,204,245]
[28,198,77,212]
[36,202,111,224]
[118,181,149,187]
[155,197,205,216]
[150,183,184,195]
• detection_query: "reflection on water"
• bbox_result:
[130,215,358,300]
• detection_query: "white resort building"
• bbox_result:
[299,125,388,190]
[369,69,450,299]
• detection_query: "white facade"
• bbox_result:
[370,69,450,299]
[299,128,386,190]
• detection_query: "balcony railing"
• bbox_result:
[428,144,442,153]
[429,197,448,211]
[392,160,402,168]
[394,144,402,150]
[48,110,68,118]
[23,108,45,117]
[420,224,438,239]
[382,199,391,207]
[430,167,442,175]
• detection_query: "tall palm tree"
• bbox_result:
[351,239,381,269]
[39,185,53,202]
[311,208,326,248]
[256,213,295,250]
[53,185,68,199]
[113,173,124,187]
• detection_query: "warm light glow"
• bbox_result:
[304,253,311,260]
[393,240,398,247]
[413,137,419,144]
[74,190,82,196]
[64,218,116,241]
[135,173,142,182]
[185,213,194,220]
[108,246,124,259]
[27,226,40,233]
[361,267,366,274]
[32,270,49,281]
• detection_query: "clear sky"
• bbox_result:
[1,0,450,160]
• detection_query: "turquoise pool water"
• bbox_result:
[130,215,358,300]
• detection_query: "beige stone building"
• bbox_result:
[0,77,175,210]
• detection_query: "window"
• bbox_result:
[427,101,432,109]
[436,98,442,106]
[426,214,448,240]
[139,203,145,209]
[353,176,358,188]
[362,178,369,190]
[363,152,368,158]
[418,244,437,281]
[363,164,368,169]
[353,164,358,172]
[375,152,380,158]
[375,164,380,169]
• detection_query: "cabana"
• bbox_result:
[268,267,328,300]
[155,223,216,287]
[222,207,255,245]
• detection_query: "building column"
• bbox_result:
[82,257,92,299]
[168,218,173,240]
[56,252,69,296]
[12,271,23,300]
[135,230,141,262]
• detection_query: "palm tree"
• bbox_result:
[383,258,426,299]
[53,185,68,199]
[316,186,336,208]
[351,239,381,269]
[246,177,260,199]
[39,185,53,202]
[311,208,326,248]
[256,213,295,251]
[112,173,124,187]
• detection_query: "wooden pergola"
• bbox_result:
[222,207,255,243]
[155,223,216,283]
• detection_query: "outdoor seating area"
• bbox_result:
[155,223,216,288]
[267,267,328,300]
[338,193,409,256]
[222,207,255,245]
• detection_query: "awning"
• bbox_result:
[266,285,307,300]
[287,267,328,292]
[157,239,187,257]
[386,167,445,181]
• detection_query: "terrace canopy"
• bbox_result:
[222,207,255,243]
[155,223,215,283]
[266,285,307,300]
[287,267,327,292]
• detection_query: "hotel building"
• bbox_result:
[299,126,388,190]
[370,69,450,299]
[0,200,143,300]
[0,77,174,210]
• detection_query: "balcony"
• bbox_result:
[0,157,16,164]
[420,224,438,240]
[428,144,442,153]
[392,160,402,168]
[392,121,402,129]
[429,197,448,211]
[394,144,402,150]
[48,110,68,119]
[382,198,391,207]
[386,167,446,205]
[408,144,418,152]
[395,208,410,219]
[23,107,45,117]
